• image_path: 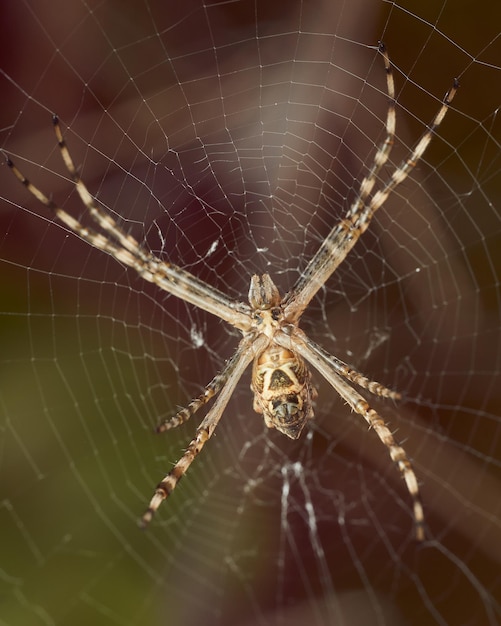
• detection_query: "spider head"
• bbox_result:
[248,274,281,310]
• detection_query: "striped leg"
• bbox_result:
[140,334,268,527]
[291,333,424,540]
[156,346,250,433]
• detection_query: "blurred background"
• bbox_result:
[1,1,500,624]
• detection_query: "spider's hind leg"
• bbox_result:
[156,337,259,433]
[291,330,401,401]
[290,334,424,540]
[156,368,230,433]
[141,335,265,527]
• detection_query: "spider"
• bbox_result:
[6,44,458,540]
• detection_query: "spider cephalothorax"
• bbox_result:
[6,43,458,540]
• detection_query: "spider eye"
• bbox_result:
[271,307,282,320]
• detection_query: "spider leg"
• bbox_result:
[288,329,401,400]
[5,128,252,328]
[140,334,268,528]
[367,77,459,221]
[52,116,250,323]
[6,155,144,268]
[345,42,396,223]
[283,65,458,322]
[156,344,250,433]
[52,115,152,263]
[288,332,424,540]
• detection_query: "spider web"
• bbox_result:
[1,1,500,624]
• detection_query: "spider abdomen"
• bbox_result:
[251,345,317,439]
